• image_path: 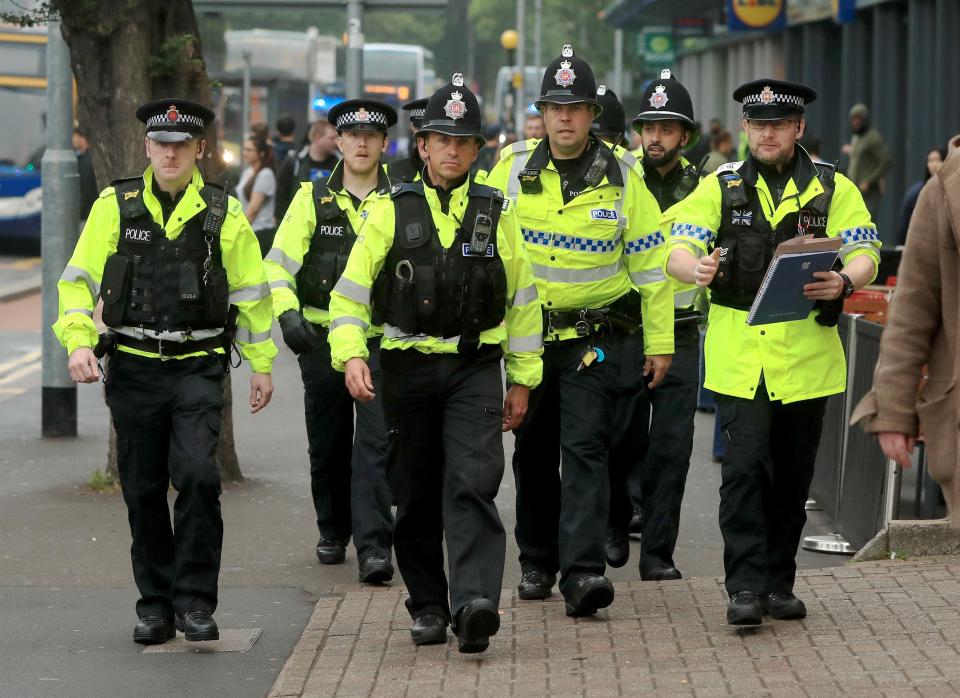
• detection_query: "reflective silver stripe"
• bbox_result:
[531,260,622,284]
[511,283,538,307]
[506,150,527,201]
[60,264,100,297]
[383,324,460,343]
[64,308,94,317]
[332,276,371,305]
[330,315,370,331]
[269,279,296,292]
[674,288,698,308]
[613,158,629,230]
[630,267,666,286]
[264,248,302,276]
[112,326,224,341]
[618,150,639,170]
[235,327,272,344]
[508,333,543,353]
[302,305,328,315]
[229,282,270,304]
[840,242,878,258]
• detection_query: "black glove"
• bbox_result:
[814,297,843,327]
[278,310,320,354]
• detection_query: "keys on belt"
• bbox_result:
[545,308,609,337]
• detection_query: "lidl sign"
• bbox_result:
[727,0,787,32]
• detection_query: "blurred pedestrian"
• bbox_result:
[683,120,709,165]
[276,121,340,218]
[842,103,891,216]
[237,135,277,256]
[898,146,947,245]
[799,133,822,161]
[701,130,734,174]
[72,127,98,220]
[853,136,960,525]
[523,112,545,140]
[273,114,298,164]
[249,121,270,144]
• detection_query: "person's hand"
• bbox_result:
[859,182,870,194]
[344,357,375,402]
[502,385,530,432]
[841,143,852,155]
[67,347,100,383]
[250,372,273,413]
[804,271,845,301]
[694,248,721,287]
[644,354,672,389]
[878,432,916,469]
[278,310,320,355]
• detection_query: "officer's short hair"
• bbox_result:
[276,114,296,137]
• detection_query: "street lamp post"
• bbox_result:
[500,29,518,134]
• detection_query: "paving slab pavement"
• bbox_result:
[269,556,960,698]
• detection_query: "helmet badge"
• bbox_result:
[649,85,669,109]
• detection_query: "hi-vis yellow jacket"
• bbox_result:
[264,161,389,334]
[328,175,544,389]
[663,153,880,403]
[485,138,674,355]
[53,166,277,373]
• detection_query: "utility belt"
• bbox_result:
[543,290,644,339]
[95,332,226,359]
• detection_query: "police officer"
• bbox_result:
[486,46,674,617]
[386,97,428,183]
[328,74,543,653]
[264,99,396,583]
[276,120,341,218]
[591,84,627,148]
[606,70,703,579]
[664,79,880,625]
[54,98,277,644]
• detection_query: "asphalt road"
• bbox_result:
[0,284,846,698]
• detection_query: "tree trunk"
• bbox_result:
[54,0,241,481]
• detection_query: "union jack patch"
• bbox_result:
[731,209,753,225]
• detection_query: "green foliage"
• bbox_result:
[148,32,202,79]
[88,467,117,493]
[0,0,55,26]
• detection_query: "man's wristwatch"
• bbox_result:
[838,272,855,299]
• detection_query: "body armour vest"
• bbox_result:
[371,181,508,349]
[647,161,700,212]
[296,182,358,311]
[709,162,835,311]
[99,177,230,333]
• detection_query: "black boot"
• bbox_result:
[563,574,615,617]
[175,611,219,642]
[316,536,346,565]
[517,569,555,600]
[726,591,763,626]
[454,599,500,654]
[410,614,448,646]
[761,592,807,619]
[604,529,629,568]
[133,616,175,645]
[358,557,394,584]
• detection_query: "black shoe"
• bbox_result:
[410,613,448,646]
[454,599,500,654]
[133,615,175,645]
[563,574,615,617]
[726,591,763,626]
[174,611,219,642]
[517,569,555,600]
[358,557,394,584]
[641,565,683,581]
[316,536,346,565]
[629,506,644,535]
[762,592,807,620]
[604,529,629,568]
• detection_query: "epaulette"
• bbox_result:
[715,160,744,175]
[389,181,425,199]
[98,186,116,200]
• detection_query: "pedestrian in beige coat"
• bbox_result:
[853,134,960,526]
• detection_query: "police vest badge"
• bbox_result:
[649,85,669,109]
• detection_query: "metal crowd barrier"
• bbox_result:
[804,314,897,554]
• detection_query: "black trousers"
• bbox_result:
[715,387,827,595]
[609,321,700,573]
[299,333,392,561]
[105,352,225,619]
[380,347,506,622]
[513,330,642,593]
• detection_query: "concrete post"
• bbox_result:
[514,0,526,137]
[241,49,251,140]
[346,0,364,99]
[41,20,79,437]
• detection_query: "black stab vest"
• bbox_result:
[100,177,229,333]
[371,180,508,345]
[709,163,835,311]
[296,182,358,310]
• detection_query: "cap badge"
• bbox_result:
[356,107,370,122]
[166,105,179,122]
[649,85,669,109]
[452,73,464,88]
[444,90,467,120]
[597,84,607,96]
[555,59,576,87]
[760,86,775,105]
[561,44,574,58]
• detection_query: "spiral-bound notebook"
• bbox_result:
[746,235,842,326]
